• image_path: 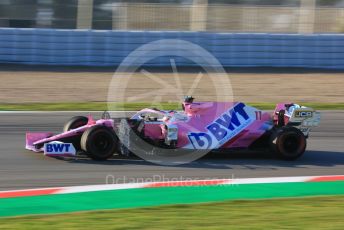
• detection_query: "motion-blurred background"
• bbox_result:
[0,0,343,105]
[0,0,343,33]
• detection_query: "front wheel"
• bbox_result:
[62,116,89,150]
[81,126,118,160]
[270,127,306,160]
[63,116,88,132]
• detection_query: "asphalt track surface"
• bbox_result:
[0,111,343,190]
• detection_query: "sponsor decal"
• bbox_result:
[188,103,253,149]
[255,111,262,120]
[294,110,313,118]
[300,127,310,133]
[44,142,76,156]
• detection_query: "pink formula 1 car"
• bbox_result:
[26,97,320,161]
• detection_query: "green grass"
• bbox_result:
[0,196,343,229]
[0,102,344,111]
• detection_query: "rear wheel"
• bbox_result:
[63,116,88,132]
[270,127,306,160]
[81,126,118,160]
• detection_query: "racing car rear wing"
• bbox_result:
[289,108,320,127]
[273,103,320,128]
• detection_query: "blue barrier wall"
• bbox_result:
[0,28,343,68]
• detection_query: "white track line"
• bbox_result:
[0,175,343,198]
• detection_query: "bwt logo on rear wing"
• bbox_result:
[44,142,76,156]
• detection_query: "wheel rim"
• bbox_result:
[93,134,112,153]
[283,135,299,153]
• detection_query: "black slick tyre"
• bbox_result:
[270,127,306,160]
[81,126,118,160]
[63,116,88,132]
